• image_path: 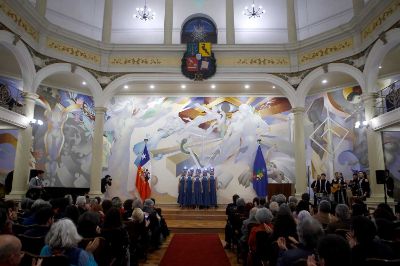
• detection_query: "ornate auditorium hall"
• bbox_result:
[1,0,400,266]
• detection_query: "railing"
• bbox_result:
[0,83,25,115]
[375,80,400,116]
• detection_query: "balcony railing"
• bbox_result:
[0,83,24,115]
[375,80,400,116]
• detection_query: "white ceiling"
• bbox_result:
[32,0,357,44]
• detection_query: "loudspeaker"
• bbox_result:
[376,170,386,184]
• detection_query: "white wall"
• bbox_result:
[234,0,288,44]
[46,0,104,41]
[295,0,353,40]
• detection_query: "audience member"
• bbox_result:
[326,204,351,233]
[40,218,98,266]
[296,193,311,214]
[0,234,24,266]
[348,216,393,265]
[23,206,54,237]
[277,217,323,266]
[313,200,331,228]
[101,207,130,265]
[308,234,352,266]
[77,211,101,238]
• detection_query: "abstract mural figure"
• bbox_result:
[38,97,81,183]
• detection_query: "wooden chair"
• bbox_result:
[18,234,45,255]
[78,237,107,266]
[12,223,30,235]
[365,258,400,266]
[380,240,400,258]
[334,228,350,239]
[293,258,308,266]
[19,252,69,266]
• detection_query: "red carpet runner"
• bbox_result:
[160,234,231,266]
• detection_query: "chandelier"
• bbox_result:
[135,0,155,21]
[243,0,265,18]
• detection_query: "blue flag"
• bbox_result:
[253,145,268,197]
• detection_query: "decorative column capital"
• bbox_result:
[361,92,378,103]
[22,92,39,101]
[94,106,107,114]
[291,107,305,114]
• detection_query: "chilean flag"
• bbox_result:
[135,144,151,200]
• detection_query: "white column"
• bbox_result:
[89,107,107,197]
[352,0,364,16]
[363,93,385,203]
[226,0,235,45]
[287,0,297,43]
[292,107,307,197]
[102,0,113,43]
[164,0,173,45]
[36,0,47,17]
[7,92,38,200]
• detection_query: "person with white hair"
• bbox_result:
[277,217,324,266]
[40,218,99,266]
[75,196,87,215]
[248,208,274,252]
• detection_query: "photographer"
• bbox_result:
[101,175,112,194]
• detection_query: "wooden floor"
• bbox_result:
[140,233,241,266]
[140,207,241,265]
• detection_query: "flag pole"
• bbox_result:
[257,139,261,145]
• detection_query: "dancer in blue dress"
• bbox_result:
[177,168,187,207]
[185,168,194,208]
[193,169,202,209]
[201,169,210,208]
[209,168,217,207]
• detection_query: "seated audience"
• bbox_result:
[125,208,150,263]
[296,193,312,214]
[77,211,101,238]
[248,207,274,252]
[308,234,352,266]
[76,196,88,216]
[122,199,134,221]
[143,199,161,250]
[326,204,351,234]
[313,200,331,228]
[23,206,54,237]
[0,234,24,266]
[101,207,130,265]
[277,217,323,266]
[64,205,80,225]
[40,218,99,266]
[348,216,393,265]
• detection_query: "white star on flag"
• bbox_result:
[141,153,146,160]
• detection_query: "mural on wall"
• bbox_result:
[0,77,23,186]
[305,86,369,182]
[32,86,95,187]
[382,131,400,182]
[0,129,18,185]
[103,96,295,203]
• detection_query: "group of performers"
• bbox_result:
[311,171,371,206]
[177,167,218,208]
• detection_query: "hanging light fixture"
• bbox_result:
[243,0,265,19]
[135,0,155,21]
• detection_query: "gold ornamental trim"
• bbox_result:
[0,1,38,41]
[109,56,180,66]
[299,38,353,65]
[47,38,100,64]
[218,56,290,67]
[362,0,400,40]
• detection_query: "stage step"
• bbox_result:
[162,207,227,234]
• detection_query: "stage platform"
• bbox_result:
[161,207,227,234]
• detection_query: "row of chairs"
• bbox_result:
[293,258,400,266]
